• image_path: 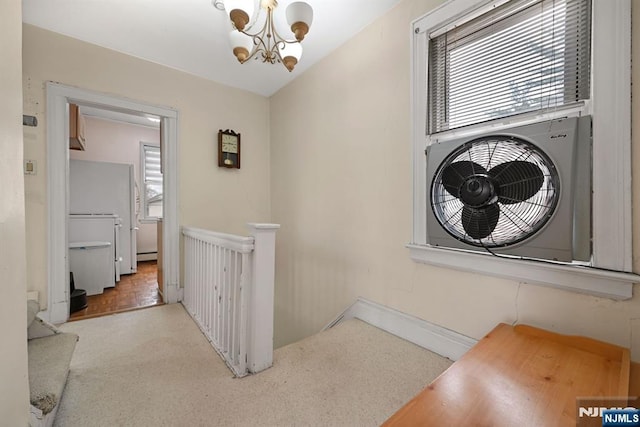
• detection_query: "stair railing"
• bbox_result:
[182,223,279,377]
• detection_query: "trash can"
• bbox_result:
[69,272,88,313]
[69,241,112,296]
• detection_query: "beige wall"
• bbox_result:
[70,116,159,185]
[270,0,640,356]
[19,0,640,365]
[1,0,30,423]
[22,24,271,306]
[70,116,160,255]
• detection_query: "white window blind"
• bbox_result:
[141,143,162,219]
[428,0,591,134]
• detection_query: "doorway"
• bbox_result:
[46,82,180,324]
[67,106,164,320]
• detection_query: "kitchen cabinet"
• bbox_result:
[69,103,86,150]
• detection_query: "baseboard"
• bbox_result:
[45,300,69,324]
[326,298,477,361]
[137,252,158,262]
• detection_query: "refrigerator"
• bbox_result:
[69,159,137,274]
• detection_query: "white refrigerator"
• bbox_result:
[69,159,137,274]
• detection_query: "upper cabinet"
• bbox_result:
[69,103,86,151]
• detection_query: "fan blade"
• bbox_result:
[462,204,499,240]
[489,161,544,204]
[441,161,488,197]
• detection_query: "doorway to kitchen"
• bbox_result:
[46,82,179,324]
[67,106,164,320]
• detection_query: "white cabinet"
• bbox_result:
[69,160,137,274]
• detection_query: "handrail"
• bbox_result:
[182,226,254,254]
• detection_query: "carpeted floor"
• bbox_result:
[55,304,452,426]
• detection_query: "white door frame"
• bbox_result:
[45,82,180,323]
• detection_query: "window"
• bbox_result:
[140,143,162,220]
[410,0,636,299]
[429,0,591,133]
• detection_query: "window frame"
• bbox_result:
[140,141,162,222]
[409,0,637,299]
[427,0,592,134]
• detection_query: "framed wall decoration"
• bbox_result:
[218,129,241,169]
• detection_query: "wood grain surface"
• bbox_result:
[383,323,630,427]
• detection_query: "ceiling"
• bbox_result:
[22,0,403,97]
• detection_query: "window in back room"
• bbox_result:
[141,142,163,221]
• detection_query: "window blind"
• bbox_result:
[428,0,591,134]
[143,145,162,185]
[142,144,162,219]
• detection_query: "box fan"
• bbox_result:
[425,116,591,263]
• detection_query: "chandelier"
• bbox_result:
[218,0,313,72]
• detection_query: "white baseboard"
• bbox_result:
[137,253,158,262]
[45,301,69,324]
[326,298,477,361]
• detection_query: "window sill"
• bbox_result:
[407,244,638,300]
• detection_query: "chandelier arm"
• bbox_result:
[239,7,278,64]
[237,37,262,64]
[266,7,302,69]
[268,17,297,46]
[241,31,268,63]
[263,6,281,64]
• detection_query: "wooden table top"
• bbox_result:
[383,323,630,427]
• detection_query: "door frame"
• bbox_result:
[45,82,180,323]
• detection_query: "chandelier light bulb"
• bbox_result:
[279,42,303,72]
[223,0,254,31]
[286,2,313,42]
[229,30,254,63]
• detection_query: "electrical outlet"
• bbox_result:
[24,159,37,175]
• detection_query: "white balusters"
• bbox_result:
[181,224,279,377]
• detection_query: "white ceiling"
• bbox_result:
[22,0,403,97]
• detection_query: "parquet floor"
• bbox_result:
[69,260,163,321]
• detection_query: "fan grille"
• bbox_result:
[430,136,560,248]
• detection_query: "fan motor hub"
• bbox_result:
[460,176,496,208]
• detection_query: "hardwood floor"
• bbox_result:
[69,260,163,321]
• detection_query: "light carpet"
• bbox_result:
[55,304,452,426]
